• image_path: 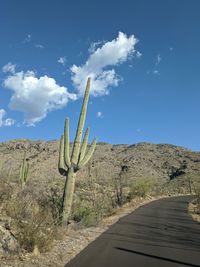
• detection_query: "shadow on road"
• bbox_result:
[115,247,200,267]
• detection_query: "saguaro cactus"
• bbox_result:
[19,152,29,189]
[58,78,97,225]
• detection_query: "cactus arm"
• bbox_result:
[58,135,67,176]
[78,127,90,164]
[71,78,91,165]
[64,118,71,168]
[78,138,97,169]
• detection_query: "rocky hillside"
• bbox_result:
[0,139,200,262]
[0,140,200,186]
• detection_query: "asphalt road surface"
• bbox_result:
[65,196,200,267]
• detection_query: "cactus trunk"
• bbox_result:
[61,167,76,225]
[19,152,29,189]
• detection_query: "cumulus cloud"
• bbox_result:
[3,71,77,125]
[88,41,103,54]
[2,62,16,74]
[58,57,66,66]
[71,32,139,96]
[0,109,15,127]
[96,111,104,119]
[35,44,44,49]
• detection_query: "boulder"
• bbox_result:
[0,225,20,255]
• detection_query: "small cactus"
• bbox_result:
[19,152,29,189]
[0,161,3,176]
[58,78,97,225]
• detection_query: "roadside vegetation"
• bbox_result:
[0,78,199,259]
[1,164,199,255]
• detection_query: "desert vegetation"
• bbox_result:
[0,80,200,265]
[0,160,199,257]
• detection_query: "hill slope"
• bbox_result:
[0,140,200,185]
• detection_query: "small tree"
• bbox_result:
[113,165,129,206]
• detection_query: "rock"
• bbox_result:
[0,225,20,255]
[32,245,40,256]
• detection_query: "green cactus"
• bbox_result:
[58,78,97,225]
[19,152,29,189]
[0,161,3,176]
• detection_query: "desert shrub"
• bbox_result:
[5,190,55,253]
[160,173,200,196]
[73,200,101,226]
[193,182,200,214]
[111,165,130,207]
[38,186,63,225]
[0,168,20,203]
[72,188,115,227]
[184,173,200,194]
[129,177,157,198]
[0,177,13,203]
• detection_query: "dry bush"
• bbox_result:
[159,173,200,196]
[72,179,115,227]
[195,191,200,214]
[0,177,13,204]
[5,190,56,253]
[193,182,200,214]
[37,185,63,226]
[72,195,114,227]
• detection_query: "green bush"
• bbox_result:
[72,191,114,227]
[129,177,157,198]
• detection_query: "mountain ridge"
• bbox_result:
[0,140,200,186]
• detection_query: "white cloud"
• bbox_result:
[3,71,77,125]
[88,41,103,54]
[0,109,15,127]
[136,51,142,58]
[96,111,104,119]
[35,44,44,49]
[155,54,161,66]
[58,57,66,66]
[153,70,159,75]
[23,34,31,43]
[71,32,139,96]
[2,62,16,74]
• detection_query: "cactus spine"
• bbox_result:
[58,78,97,225]
[19,152,29,189]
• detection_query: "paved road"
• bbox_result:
[65,196,200,267]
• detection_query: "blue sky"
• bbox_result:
[0,0,200,151]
